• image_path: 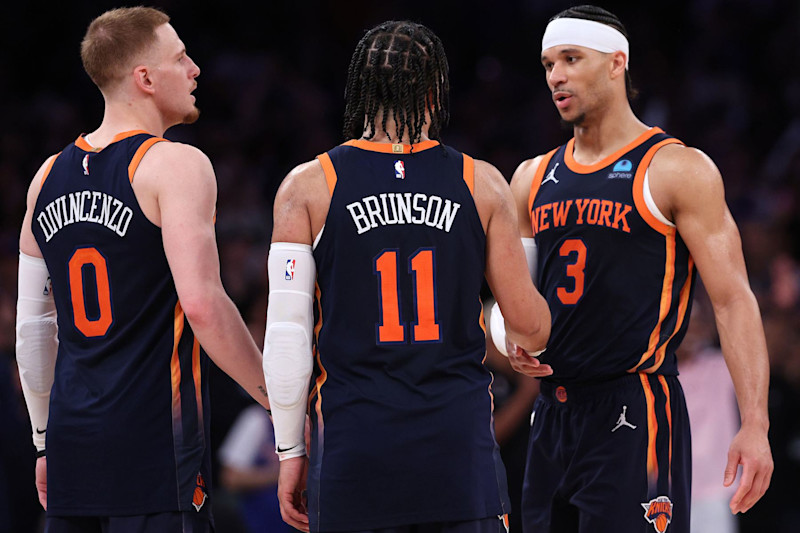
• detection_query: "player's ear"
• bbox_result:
[133,65,156,95]
[609,51,626,80]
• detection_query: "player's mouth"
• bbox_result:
[553,91,573,109]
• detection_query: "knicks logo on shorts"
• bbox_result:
[192,473,207,512]
[641,496,673,532]
[555,386,567,403]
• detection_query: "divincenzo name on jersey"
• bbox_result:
[346,192,462,234]
[36,190,134,242]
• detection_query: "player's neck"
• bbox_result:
[571,105,649,166]
[361,112,431,145]
[85,100,169,148]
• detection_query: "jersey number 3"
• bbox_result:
[68,246,113,337]
[557,239,587,305]
[374,248,441,344]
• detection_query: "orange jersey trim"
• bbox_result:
[316,152,338,197]
[527,148,559,218]
[632,138,684,236]
[39,152,62,189]
[658,375,673,487]
[171,302,186,441]
[462,154,475,196]
[310,283,327,440]
[192,338,203,425]
[128,137,167,183]
[647,257,695,373]
[629,228,677,372]
[564,127,664,174]
[343,138,440,154]
[74,129,151,153]
[640,374,659,485]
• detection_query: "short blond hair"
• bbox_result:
[80,7,170,90]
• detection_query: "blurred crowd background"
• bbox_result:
[1,0,798,531]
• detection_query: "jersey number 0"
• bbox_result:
[374,248,441,344]
[68,246,114,337]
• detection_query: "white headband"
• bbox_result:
[541,18,629,69]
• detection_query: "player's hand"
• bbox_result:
[277,455,309,532]
[724,423,773,514]
[506,341,553,378]
[35,456,47,510]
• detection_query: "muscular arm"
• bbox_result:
[264,160,328,533]
[476,159,550,354]
[650,145,773,514]
[137,143,270,410]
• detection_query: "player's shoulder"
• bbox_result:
[509,153,550,196]
[143,140,212,171]
[275,158,328,206]
[650,143,722,186]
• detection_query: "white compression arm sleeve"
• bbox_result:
[263,242,316,460]
[15,252,58,451]
[521,237,538,282]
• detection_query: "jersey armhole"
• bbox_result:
[462,154,475,195]
[527,148,559,215]
[316,152,337,197]
[128,137,168,183]
[632,138,683,235]
[39,153,62,189]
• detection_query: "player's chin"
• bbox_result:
[182,106,201,125]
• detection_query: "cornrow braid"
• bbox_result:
[550,5,639,101]
[343,21,450,144]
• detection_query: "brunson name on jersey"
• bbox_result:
[347,193,462,235]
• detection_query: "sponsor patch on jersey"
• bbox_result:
[608,159,633,179]
[192,473,207,512]
[285,259,296,280]
[641,495,673,532]
[394,160,405,179]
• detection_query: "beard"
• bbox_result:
[182,106,200,125]
[560,112,586,129]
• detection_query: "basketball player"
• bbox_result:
[15,7,270,532]
[495,5,773,532]
[263,20,551,533]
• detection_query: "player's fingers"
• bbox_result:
[722,449,739,487]
[279,494,310,532]
[729,462,754,514]
[737,458,774,513]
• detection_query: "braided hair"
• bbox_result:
[550,5,638,101]
[343,21,450,144]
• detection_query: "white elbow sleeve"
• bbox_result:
[15,252,58,451]
[522,237,538,283]
[263,242,315,460]
[489,300,509,357]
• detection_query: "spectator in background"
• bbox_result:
[678,293,738,533]
[218,404,288,533]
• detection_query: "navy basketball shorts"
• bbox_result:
[349,515,511,533]
[45,511,213,533]
[521,373,690,533]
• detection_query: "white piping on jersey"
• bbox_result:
[643,169,675,228]
[312,225,325,250]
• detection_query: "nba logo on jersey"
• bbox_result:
[394,160,405,179]
[641,496,673,532]
[285,259,296,280]
[82,154,90,175]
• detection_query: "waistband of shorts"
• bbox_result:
[538,373,677,404]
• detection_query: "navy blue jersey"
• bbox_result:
[529,128,696,383]
[32,131,211,516]
[309,139,509,532]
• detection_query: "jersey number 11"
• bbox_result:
[374,248,441,344]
